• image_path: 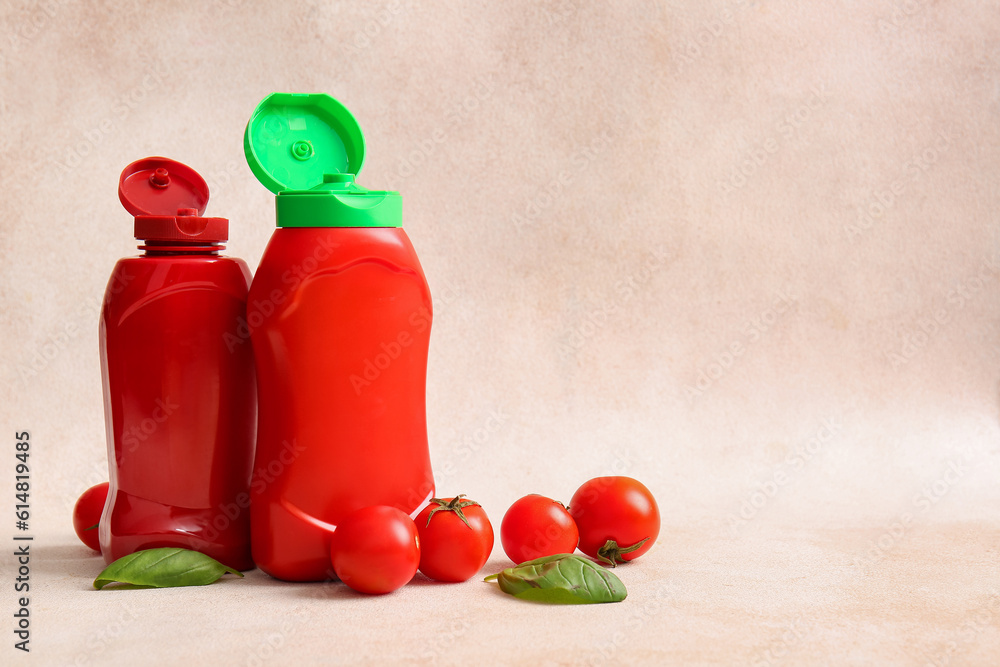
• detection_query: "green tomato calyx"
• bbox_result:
[596,537,650,567]
[425,494,481,529]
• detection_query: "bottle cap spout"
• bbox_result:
[119,157,228,242]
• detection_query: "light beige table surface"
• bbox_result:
[22,517,1000,666]
[2,1,999,664]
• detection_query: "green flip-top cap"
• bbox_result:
[244,93,401,228]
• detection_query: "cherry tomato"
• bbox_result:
[329,505,420,594]
[415,495,494,582]
[569,477,659,565]
[72,482,109,552]
[500,494,579,564]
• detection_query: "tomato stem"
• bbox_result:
[596,537,650,567]
[425,494,481,529]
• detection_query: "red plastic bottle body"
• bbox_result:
[249,227,434,581]
[99,249,256,570]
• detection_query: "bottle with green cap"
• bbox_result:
[242,93,435,581]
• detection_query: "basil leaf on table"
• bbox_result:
[94,548,244,590]
[484,554,627,604]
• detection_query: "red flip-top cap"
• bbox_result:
[119,157,228,242]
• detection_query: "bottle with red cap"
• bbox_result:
[99,157,256,570]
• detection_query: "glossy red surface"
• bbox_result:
[248,227,434,581]
[99,248,256,570]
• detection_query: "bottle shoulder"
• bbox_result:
[103,254,251,316]
[254,227,425,279]
[249,228,431,312]
[263,227,416,253]
[110,254,251,278]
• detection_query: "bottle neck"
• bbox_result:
[139,240,224,256]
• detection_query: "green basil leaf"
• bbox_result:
[94,548,244,590]
[484,554,627,604]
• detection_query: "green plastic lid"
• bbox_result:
[244,93,400,228]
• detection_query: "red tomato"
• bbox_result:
[415,495,494,582]
[72,482,109,552]
[569,477,659,565]
[500,494,579,564]
[329,505,420,594]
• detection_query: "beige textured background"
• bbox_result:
[2,0,999,665]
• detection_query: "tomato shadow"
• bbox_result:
[405,557,515,589]
[405,571,439,586]
[284,558,518,599]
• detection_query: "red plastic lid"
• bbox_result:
[118,157,228,242]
